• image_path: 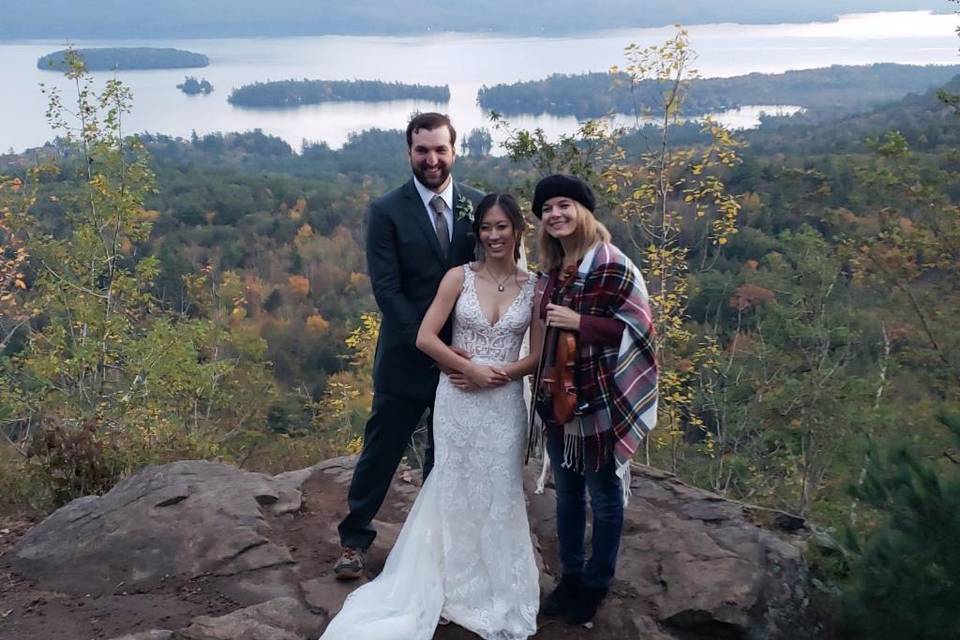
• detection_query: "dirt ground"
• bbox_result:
[0,472,604,640]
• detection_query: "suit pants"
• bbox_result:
[337,391,435,550]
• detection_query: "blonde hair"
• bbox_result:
[538,201,611,271]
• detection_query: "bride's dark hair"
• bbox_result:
[472,193,526,262]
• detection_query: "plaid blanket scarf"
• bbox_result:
[537,242,658,495]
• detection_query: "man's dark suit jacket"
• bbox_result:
[366,178,484,401]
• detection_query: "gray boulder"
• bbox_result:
[175,597,325,640]
[10,460,302,600]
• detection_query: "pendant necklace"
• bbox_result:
[486,266,512,292]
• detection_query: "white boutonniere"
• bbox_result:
[455,194,474,223]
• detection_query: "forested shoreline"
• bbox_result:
[478,63,960,118]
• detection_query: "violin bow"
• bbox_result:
[526,318,550,464]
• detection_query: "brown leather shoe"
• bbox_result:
[333,546,365,580]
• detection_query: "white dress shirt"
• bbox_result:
[413,176,455,242]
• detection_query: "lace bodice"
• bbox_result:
[451,266,536,364]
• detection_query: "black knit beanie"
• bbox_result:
[532,174,596,219]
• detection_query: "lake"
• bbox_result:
[0,10,957,154]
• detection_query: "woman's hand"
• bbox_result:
[466,363,512,389]
[545,303,581,331]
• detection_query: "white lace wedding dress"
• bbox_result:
[320,267,540,640]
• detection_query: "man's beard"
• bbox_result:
[412,161,451,190]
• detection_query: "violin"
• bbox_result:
[528,264,579,460]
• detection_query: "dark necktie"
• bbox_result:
[429,194,450,259]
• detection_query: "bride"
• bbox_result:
[319,193,542,640]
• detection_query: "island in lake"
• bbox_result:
[38,47,209,72]
[228,79,449,108]
[178,77,214,95]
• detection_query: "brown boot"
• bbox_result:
[333,546,365,580]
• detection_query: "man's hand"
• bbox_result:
[466,363,512,389]
[448,372,479,391]
[441,346,480,390]
[439,345,473,375]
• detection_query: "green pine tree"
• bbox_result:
[842,413,960,639]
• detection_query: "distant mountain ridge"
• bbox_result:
[0,0,945,38]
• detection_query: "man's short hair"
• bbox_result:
[406,112,456,148]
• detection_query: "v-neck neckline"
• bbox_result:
[469,267,526,328]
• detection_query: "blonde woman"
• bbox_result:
[531,174,658,626]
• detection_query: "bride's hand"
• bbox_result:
[466,363,512,389]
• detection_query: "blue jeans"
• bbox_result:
[546,426,624,590]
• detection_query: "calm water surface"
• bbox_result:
[0,11,957,154]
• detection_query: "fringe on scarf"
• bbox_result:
[556,420,633,507]
[616,461,632,508]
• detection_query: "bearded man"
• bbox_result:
[334,112,484,579]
